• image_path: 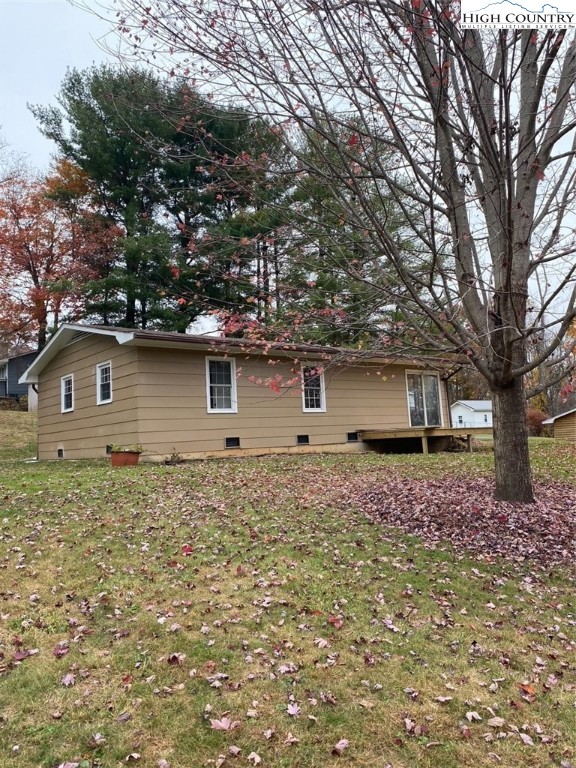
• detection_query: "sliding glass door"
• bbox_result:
[407,373,442,427]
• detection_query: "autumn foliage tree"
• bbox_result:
[96,1,576,502]
[0,164,119,349]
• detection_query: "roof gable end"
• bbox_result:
[19,325,135,384]
[542,407,576,424]
[450,400,492,411]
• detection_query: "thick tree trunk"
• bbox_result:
[491,380,534,503]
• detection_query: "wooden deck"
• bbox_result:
[358,427,492,453]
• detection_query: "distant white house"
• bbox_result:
[450,400,493,428]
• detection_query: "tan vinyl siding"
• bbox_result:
[135,348,444,457]
[35,333,453,460]
[37,334,139,459]
[553,413,576,441]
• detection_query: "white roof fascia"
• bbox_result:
[18,325,135,384]
[450,401,476,411]
[542,407,576,424]
[451,402,471,411]
[450,400,492,412]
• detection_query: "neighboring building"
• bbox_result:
[450,399,493,428]
[0,351,38,403]
[18,324,465,461]
[542,408,576,441]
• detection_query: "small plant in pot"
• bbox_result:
[109,444,143,467]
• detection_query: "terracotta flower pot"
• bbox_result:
[110,451,141,467]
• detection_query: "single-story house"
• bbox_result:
[20,324,464,461]
[0,351,38,406]
[542,408,576,441]
[450,399,493,428]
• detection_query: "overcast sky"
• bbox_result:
[0,0,118,171]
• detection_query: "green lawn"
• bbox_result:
[0,416,574,768]
[0,410,37,460]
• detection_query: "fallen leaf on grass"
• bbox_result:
[210,717,240,731]
[519,683,536,702]
[404,718,428,737]
[13,648,39,661]
[277,662,299,674]
[53,642,69,658]
[247,752,261,764]
[61,673,76,687]
[486,717,506,728]
[332,739,350,755]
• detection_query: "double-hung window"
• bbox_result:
[302,365,326,412]
[61,374,74,413]
[96,361,112,405]
[206,358,237,413]
[406,372,442,427]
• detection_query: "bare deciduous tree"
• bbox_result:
[85,0,576,501]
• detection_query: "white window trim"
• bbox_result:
[206,356,238,414]
[405,370,443,427]
[61,374,74,413]
[96,361,113,405]
[301,364,327,413]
